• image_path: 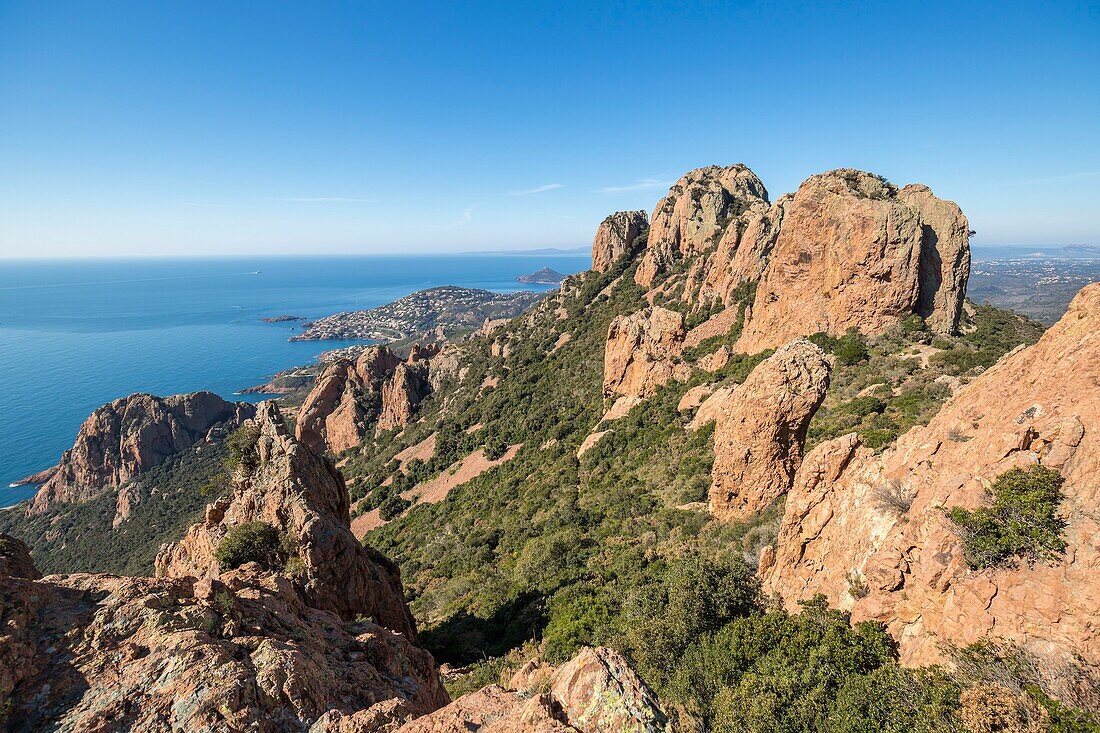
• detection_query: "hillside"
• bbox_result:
[292,285,546,341]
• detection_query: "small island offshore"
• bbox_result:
[517,266,566,284]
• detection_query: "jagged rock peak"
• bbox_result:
[762,282,1099,674]
[27,391,256,514]
[635,164,770,287]
[693,339,830,521]
[592,209,649,273]
[296,343,437,454]
[736,168,970,350]
[156,401,419,638]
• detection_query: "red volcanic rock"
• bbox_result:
[691,340,830,521]
[28,392,255,514]
[297,344,438,454]
[602,306,689,399]
[738,169,970,351]
[157,401,419,638]
[763,284,1100,672]
[592,210,648,273]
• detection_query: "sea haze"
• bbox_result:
[0,254,589,505]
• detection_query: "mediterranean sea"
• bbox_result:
[0,254,589,505]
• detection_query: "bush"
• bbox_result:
[808,329,869,365]
[948,466,1067,569]
[379,495,411,521]
[215,521,282,571]
[225,422,262,473]
[484,435,508,461]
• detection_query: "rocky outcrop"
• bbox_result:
[28,392,255,514]
[762,283,1100,670]
[900,183,972,333]
[592,210,648,273]
[0,533,39,580]
[690,340,830,521]
[0,567,447,731]
[636,165,769,288]
[603,306,689,399]
[400,647,667,733]
[297,345,438,454]
[737,169,970,351]
[157,401,419,639]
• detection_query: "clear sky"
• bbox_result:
[1,1,1097,257]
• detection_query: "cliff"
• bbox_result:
[27,391,255,514]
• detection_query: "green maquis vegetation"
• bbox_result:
[333,248,1071,729]
[215,521,283,570]
[948,465,1068,569]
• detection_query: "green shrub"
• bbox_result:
[215,521,282,571]
[808,329,869,365]
[378,495,411,521]
[483,436,508,461]
[948,465,1067,569]
[224,422,262,473]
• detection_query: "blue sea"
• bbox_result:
[0,254,589,506]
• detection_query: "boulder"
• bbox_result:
[694,340,830,521]
[603,307,689,399]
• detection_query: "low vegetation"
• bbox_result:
[215,521,283,570]
[948,465,1068,569]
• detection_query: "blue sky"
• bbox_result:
[1,1,1097,257]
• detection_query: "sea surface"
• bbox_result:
[0,254,589,506]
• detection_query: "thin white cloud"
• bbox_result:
[507,183,564,196]
[269,196,378,203]
[595,177,671,194]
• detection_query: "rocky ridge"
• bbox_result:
[296,344,442,455]
[0,403,450,731]
[25,391,255,515]
[592,210,648,273]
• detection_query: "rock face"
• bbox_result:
[592,210,648,273]
[0,568,447,731]
[762,283,1100,671]
[603,306,689,399]
[0,533,39,580]
[157,401,419,639]
[296,345,437,454]
[737,170,970,351]
[635,165,769,288]
[400,647,667,733]
[28,392,255,514]
[691,341,830,521]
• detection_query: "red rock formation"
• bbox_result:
[297,344,438,454]
[28,392,255,514]
[690,340,830,521]
[592,210,648,273]
[763,283,1100,671]
[0,533,40,580]
[157,401,419,638]
[635,165,769,288]
[0,567,447,731]
[737,169,970,351]
[602,306,690,399]
[400,647,667,733]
